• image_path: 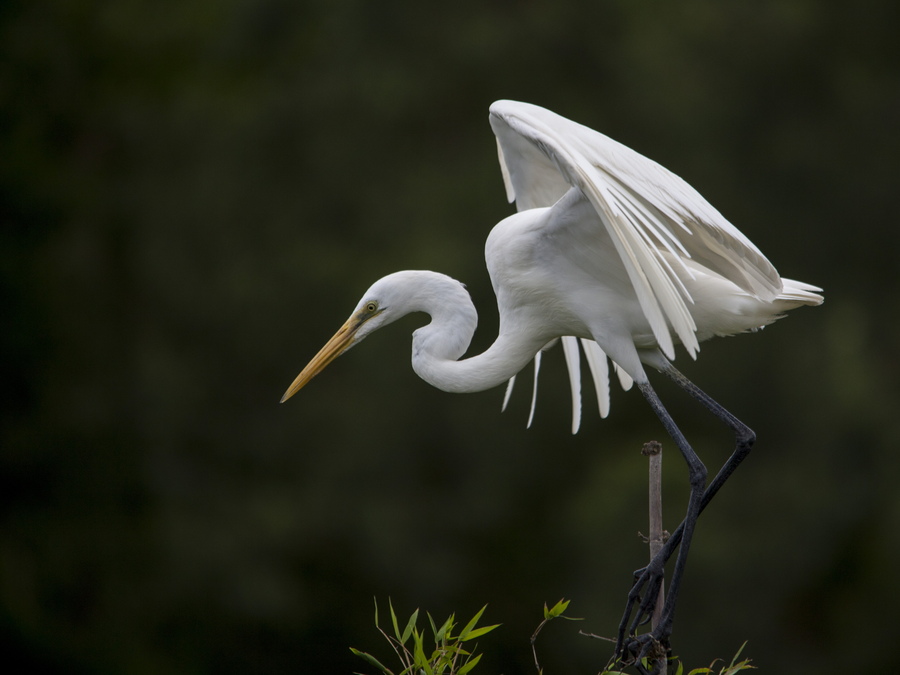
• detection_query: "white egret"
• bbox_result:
[281,100,822,661]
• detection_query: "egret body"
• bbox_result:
[280,101,822,663]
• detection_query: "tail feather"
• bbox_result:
[778,278,824,307]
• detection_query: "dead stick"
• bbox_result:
[642,441,667,674]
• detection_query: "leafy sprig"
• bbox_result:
[351,599,500,675]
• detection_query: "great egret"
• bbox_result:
[281,100,822,662]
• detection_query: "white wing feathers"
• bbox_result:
[490,100,782,431]
[561,337,582,434]
[500,335,620,434]
[490,100,782,356]
[580,338,610,420]
[500,337,587,433]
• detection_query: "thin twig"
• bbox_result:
[642,441,667,675]
[530,616,546,672]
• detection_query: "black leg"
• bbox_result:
[616,379,707,663]
[615,363,756,664]
[662,363,756,515]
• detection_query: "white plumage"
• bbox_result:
[281,100,823,657]
[281,100,821,430]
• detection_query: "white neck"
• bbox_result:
[413,327,543,394]
[390,272,542,393]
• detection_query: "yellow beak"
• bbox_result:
[280,312,364,403]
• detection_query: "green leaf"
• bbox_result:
[401,608,419,645]
[546,598,570,619]
[412,629,434,675]
[457,652,482,675]
[390,599,402,642]
[721,641,754,674]
[432,612,455,644]
[729,641,748,666]
[350,647,392,674]
[457,605,488,641]
[458,623,500,642]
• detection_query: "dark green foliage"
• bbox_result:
[350,600,499,675]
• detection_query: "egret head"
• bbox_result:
[280,271,474,403]
[280,288,392,403]
[281,271,443,402]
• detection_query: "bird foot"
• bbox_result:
[612,556,675,674]
[615,631,671,675]
[616,559,666,643]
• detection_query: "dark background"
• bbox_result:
[3,1,898,673]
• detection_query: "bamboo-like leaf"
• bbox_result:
[412,629,434,675]
[389,599,401,642]
[432,612,455,644]
[457,652,482,675]
[411,628,424,665]
[721,641,754,674]
[350,647,393,674]
[546,598,570,618]
[457,605,488,640]
[401,608,419,645]
[729,642,748,665]
[458,623,500,642]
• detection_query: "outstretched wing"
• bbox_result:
[490,100,781,430]
[490,99,782,357]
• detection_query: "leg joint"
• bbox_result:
[689,461,708,491]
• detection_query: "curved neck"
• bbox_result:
[413,331,542,393]
[402,273,542,393]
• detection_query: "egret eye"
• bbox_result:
[365,302,378,313]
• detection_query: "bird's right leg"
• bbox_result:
[616,380,707,665]
[615,363,756,659]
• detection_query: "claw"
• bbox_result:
[618,632,671,675]
[614,556,670,662]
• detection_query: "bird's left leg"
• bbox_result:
[616,379,707,664]
[661,363,755,515]
[616,363,755,663]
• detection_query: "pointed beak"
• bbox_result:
[280,312,365,403]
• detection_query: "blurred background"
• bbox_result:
[2,0,898,672]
